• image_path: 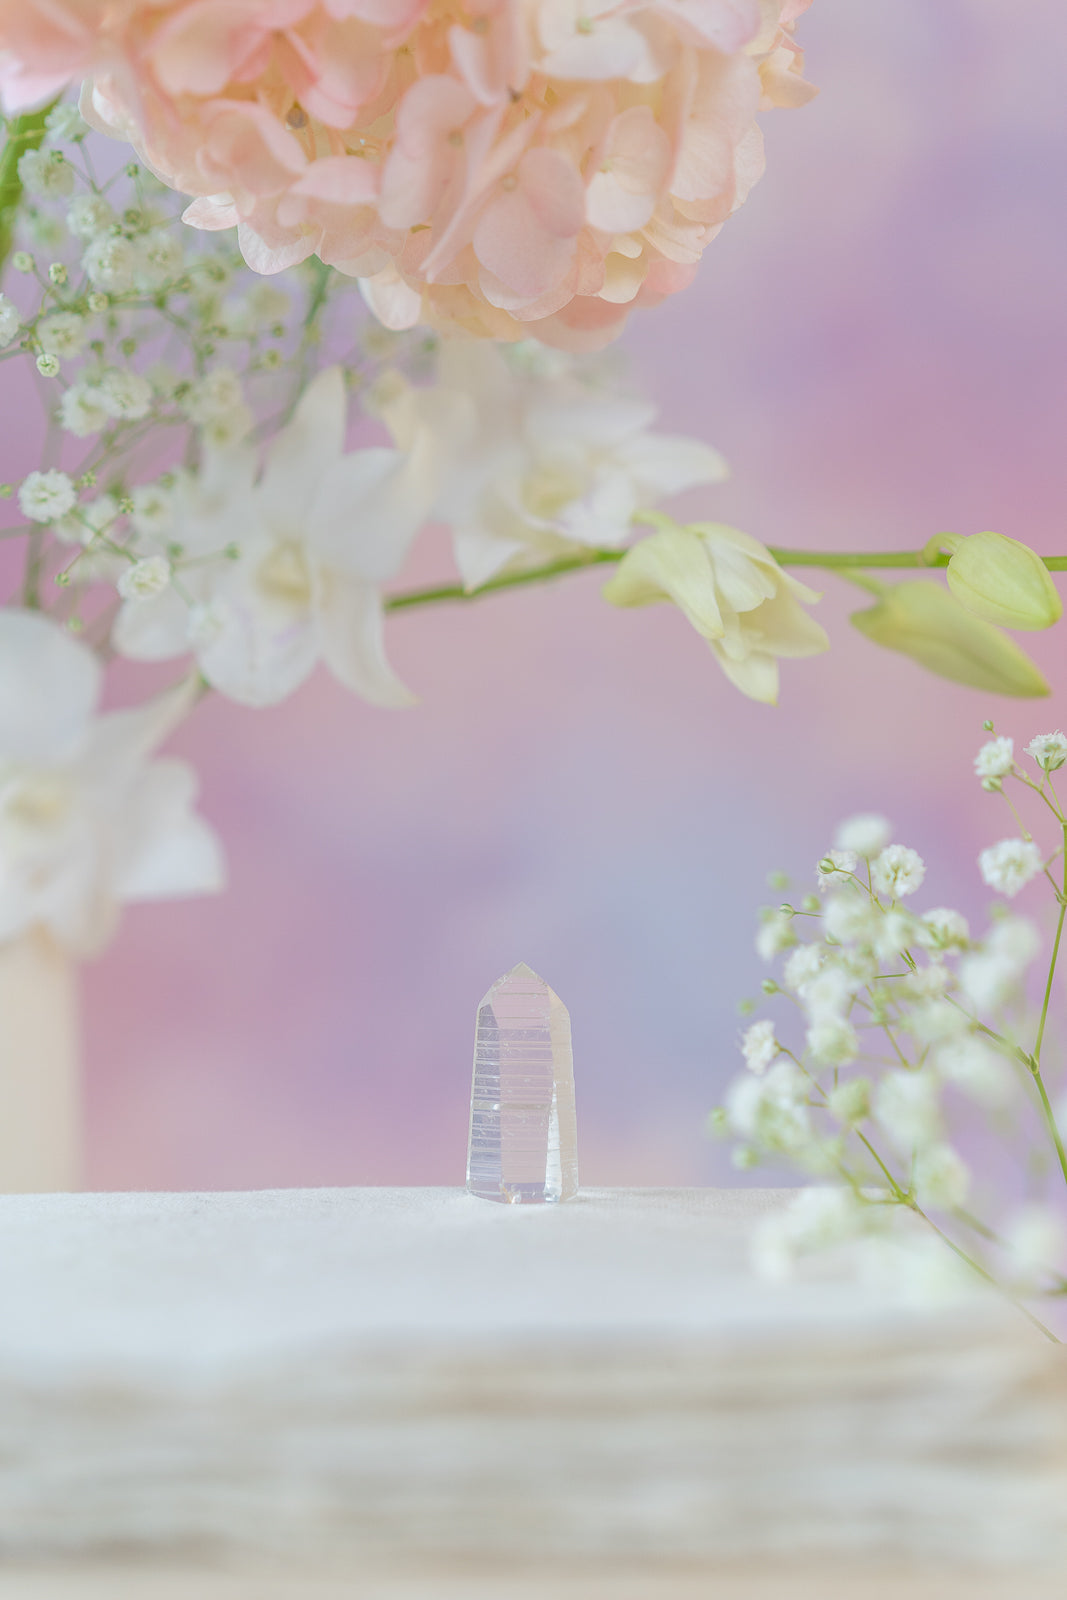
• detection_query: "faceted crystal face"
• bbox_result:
[466,962,578,1205]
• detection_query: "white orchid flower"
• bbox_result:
[602,518,829,704]
[115,367,435,708]
[0,610,222,955]
[379,341,729,591]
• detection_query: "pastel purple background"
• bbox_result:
[17,1,1067,1190]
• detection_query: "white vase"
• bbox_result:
[0,929,80,1192]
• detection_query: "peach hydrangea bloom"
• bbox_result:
[0,0,816,348]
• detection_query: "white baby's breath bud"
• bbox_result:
[805,1016,859,1067]
[35,352,60,377]
[54,493,119,547]
[181,366,244,423]
[828,1078,870,1125]
[17,147,74,198]
[974,736,1014,781]
[59,383,110,438]
[1025,731,1067,773]
[740,1019,778,1076]
[755,909,796,961]
[816,848,858,890]
[863,1233,974,1304]
[11,251,33,273]
[707,1106,728,1138]
[725,1060,811,1153]
[801,966,854,1023]
[1004,1207,1065,1285]
[752,1186,868,1280]
[129,483,174,538]
[146,361,180,397]
[505,338,573,381]
[873,908,919,960]
[246,282,291,325]
[37,310,87,358]
[918,908,970,953]
[913,1143,970,1210]
[783,943,824,992]
[221,282,291,336]
[0,293,22,347]
[959,916,1041,1009]
[133,229,183,291]
[905,998,970,1046]
[871,845,926,900]
[83,233,137,293]
[198,403,254,449]
[18,469,76,523]
[904,963,951,1000]
[66,192,115,240]
[874,1070,941,1152]
[98,367,153,421]
[834,813,891,857]
[822,892,874,947]
[117,556,171,601]
[978,837,1043,898]
[28,212,63,249]
[839,947,878,988]
[934,1035,1014,1109]
[45,103,87,142]
[986,915,1042,966]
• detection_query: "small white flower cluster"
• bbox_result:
[0,102,753,964]
[718,735,1067,1322]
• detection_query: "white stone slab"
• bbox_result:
[0,1186,1060,1589]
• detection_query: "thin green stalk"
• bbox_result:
[916,1207,1059,1343]
[385,548,623,612]
[1030,827,1067,1192]
[854,1130,906,1199]
[385,544,1067,615]
[766,549,1067,571]
[1034,828,1067,1068]
[1031,1067,1067,1195]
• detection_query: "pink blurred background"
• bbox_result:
[13,0,1067,1190]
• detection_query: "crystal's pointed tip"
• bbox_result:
[506,960,542,982]
[478,960,551,1011]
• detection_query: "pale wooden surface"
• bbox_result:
[0,1186,1061,1591]
[0,1566,1065,1600]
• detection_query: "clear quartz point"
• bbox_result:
[466,962,578,1205]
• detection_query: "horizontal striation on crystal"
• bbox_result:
[466,962,578,1205]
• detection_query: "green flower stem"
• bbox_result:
[1031,823,1067,1192]
[385,548,624,612]
[915,1206,1059,1344]
[385,545,1067,615]
[0,105,58,277]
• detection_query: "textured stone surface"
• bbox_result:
[466,963,578,1204]
[0,1187,1061,1587]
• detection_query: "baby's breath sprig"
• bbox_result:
[718,735,1067,1340]
[1,106,427,651]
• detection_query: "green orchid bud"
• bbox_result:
[934,531,1062,631]
[850,581,1050,697]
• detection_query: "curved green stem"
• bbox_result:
[385,548,623,612]
[385,544,1067,615]
[0,105,58,278]
[1030,823,1067,1192]
[915,1207,1059,1344]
